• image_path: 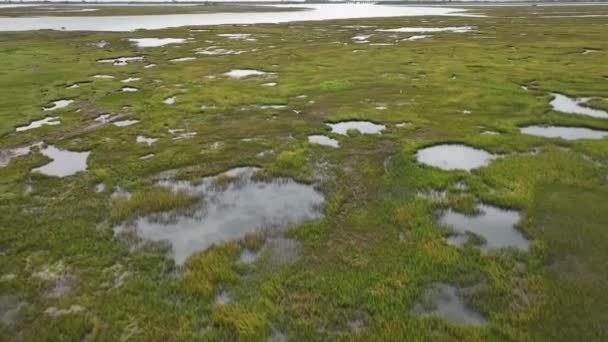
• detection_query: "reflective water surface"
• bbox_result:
[114,167,324,265]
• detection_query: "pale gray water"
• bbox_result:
[550,93,608,119]
[440,204,529,251]
[326,121,386,135]
[136,135,158,145]
[114,167,324,265]
[416,144,497,171]
[0,5,469,32]
[15,117,60,132]
[129,37,188,47]
[224,69,274,79]
[43,99,73,112]
[520,125,608,140]
[308,135,339,148]
[32,145,90,177]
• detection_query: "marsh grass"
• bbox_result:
[182,242,240,299]
[1,4,608,341]
[110,186,198,223]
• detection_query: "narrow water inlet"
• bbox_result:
[549,93,608,119]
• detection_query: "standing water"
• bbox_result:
[114,167,324,265]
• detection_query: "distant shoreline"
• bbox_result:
[2,0,608,4]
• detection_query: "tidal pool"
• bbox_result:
[114,167,324,265]
[32,145,90,177]
[43,99,73,111]
[0,5,469,32]
[128,38,187,48]
[440,204,529,251]
[520,125,608,140]
[16,117,60,132]
[416,144,497,171]
[326,121,386,135]
[223,69,274,79]
[550,93,608,119]
[308,135,339,148]
[412,283,486,326]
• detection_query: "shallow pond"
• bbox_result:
[43,99,73,111]
[129,38,187,47]
[326,121,386,135]
[550,93,608,119]
[224,69,273,79]
[416,144,497,171]
[16,117,60,132]
[32,145,90,177]
[520,125,608,140]
[0,5,469,32]
[412,283,486,326]
[114,167,324,265]
[308,135,339,148]
[440,204,529,251]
